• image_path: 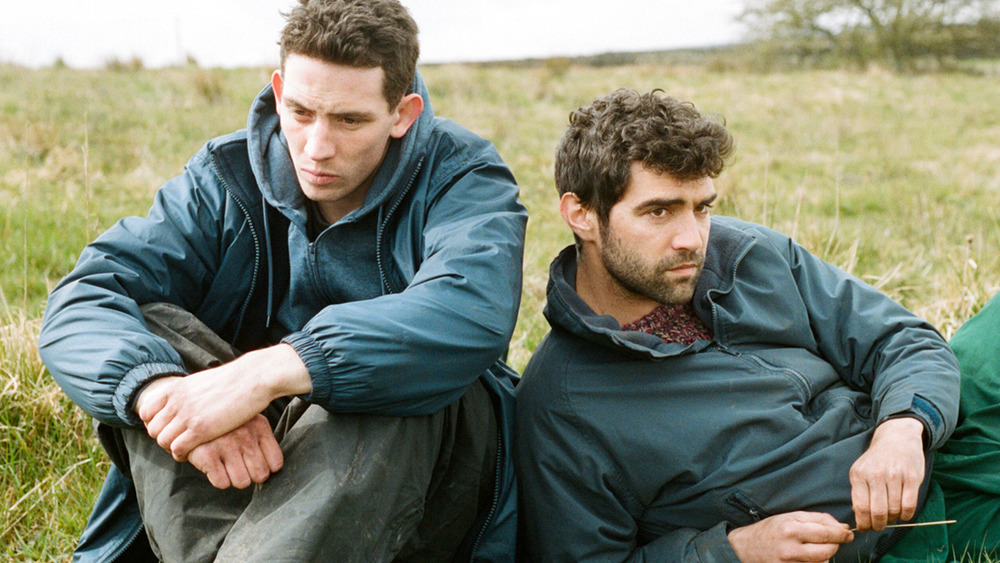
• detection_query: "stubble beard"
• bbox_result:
[600,225,704,306]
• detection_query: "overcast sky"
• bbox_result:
[0,0,747,68]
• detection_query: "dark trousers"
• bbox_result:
[105,304,497,562]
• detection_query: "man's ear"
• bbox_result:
[390,93,424,139]
[271,70,284,108]
[560,192,600,243]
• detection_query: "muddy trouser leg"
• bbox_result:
[109,303,496,563]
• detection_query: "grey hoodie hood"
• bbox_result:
[245,71,435,228]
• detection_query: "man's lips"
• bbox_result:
[667,263,700,276]
[301,169,338,185]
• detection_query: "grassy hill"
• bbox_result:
[2,58,999,558]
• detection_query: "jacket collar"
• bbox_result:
[543,216,758,357]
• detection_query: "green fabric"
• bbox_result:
[884,294,1000,561]
[880,479,950,562]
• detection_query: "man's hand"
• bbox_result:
[849,416,925,532]
[728,512,854,562]
[187,414,284,489]
[135,344,311,460]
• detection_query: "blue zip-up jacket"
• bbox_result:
[39,73,527,562]
[515,217,959,562]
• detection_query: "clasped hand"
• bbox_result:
[136,367,272,461]
[135,370,279,489]
[132,344,311,488]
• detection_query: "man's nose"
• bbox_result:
[672,212,705,251]
[304,122,336,161]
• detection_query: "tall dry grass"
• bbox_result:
[0,294,107,559]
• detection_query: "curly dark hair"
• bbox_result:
[554,88,735,225]
[279,0,419,107]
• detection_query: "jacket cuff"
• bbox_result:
[281,331,332,406]
[113,362,187,427]
[695,521,743,562]
[883,395,945,451]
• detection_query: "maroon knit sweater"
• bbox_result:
[622,302,713,345]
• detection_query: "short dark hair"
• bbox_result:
[279,0,419,106]
[554,88,735,225]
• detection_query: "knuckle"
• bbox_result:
[849,465,866,481]
[190,416,209,434]
[156,434,171,449]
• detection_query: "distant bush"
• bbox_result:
[741,0,1000,72]
[195,70,226,103]
[542,56,572,78]
[104,56,144,73]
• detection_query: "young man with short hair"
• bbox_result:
[40,1,526,560]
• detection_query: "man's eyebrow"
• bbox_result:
[282,96,309,110]
[637,192,718,210]
[638,197,686,209]
[282,96,375,120]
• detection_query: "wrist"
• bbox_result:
[132,375,182,416]
[873,416,925,444]
[727,525,750,561]
[243,344,312,401]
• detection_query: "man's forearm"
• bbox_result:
[237,343,313,399]
[134,343,312,460]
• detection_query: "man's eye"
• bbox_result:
[650,208,668,217]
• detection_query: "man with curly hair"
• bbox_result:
[514,89,996,561]
[39,0,525,561]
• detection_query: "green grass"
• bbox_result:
[2,59,999,559]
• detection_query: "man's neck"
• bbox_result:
[573,248,662,327]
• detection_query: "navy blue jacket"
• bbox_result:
[40,74,527,562]
[516,217,959,562]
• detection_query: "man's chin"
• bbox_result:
[659,276,700,305]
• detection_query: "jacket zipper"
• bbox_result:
[708,237,754,339]
[745,353,811,399]
[376,156,424,294]
[716,344,811,400]
[468,424,504,561]
[107,523,143,562]
[726,491,768,522]
[210,156,261,339]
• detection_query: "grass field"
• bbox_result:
[2,59,999,559]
